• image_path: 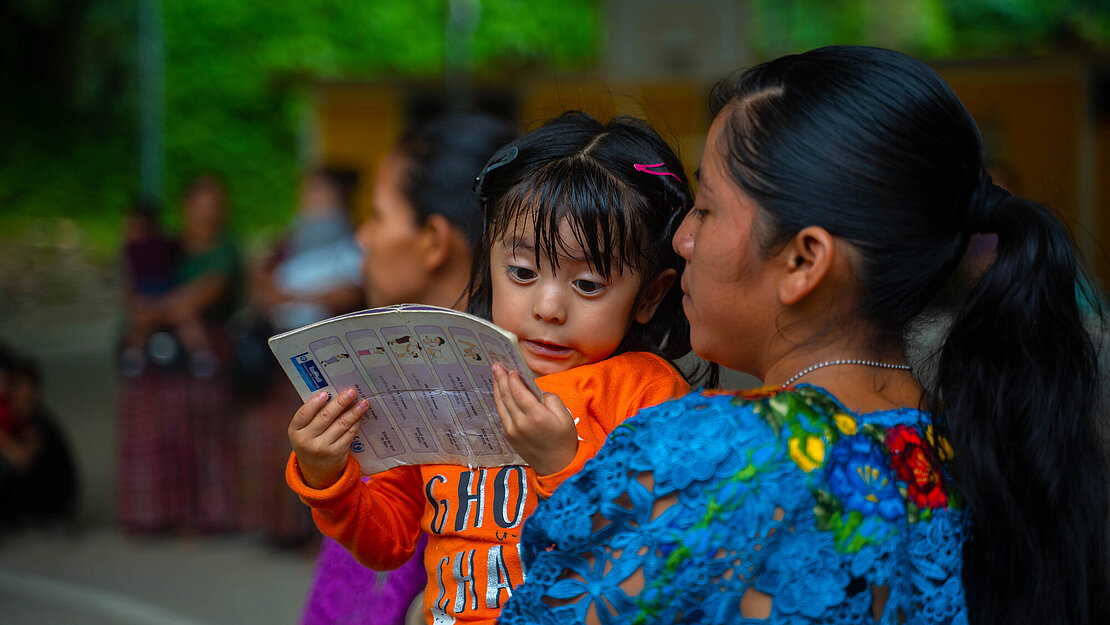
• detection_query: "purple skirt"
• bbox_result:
[300,534,427,625]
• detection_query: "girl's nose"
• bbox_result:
[532,287,566,324]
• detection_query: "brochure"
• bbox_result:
[268,304,539,475]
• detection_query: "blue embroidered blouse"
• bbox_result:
[499,386,969,624]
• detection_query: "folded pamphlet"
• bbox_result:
[269,304,540,474]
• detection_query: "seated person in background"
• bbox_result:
[0,349,78,531]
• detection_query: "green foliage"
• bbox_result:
[748,0,1110,60]
[1,0,599,259]
[6,0,1109,264]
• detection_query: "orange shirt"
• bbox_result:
[286,351,689,625]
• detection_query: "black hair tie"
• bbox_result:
[965,171,1011,234]
[474,146,518,190]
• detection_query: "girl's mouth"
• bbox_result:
[522,339,573,359]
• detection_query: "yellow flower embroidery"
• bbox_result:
[789,435,826,472]
[926,425,954,461]
[833,412,858,435]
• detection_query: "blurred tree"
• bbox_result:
[4,0,1108,256]
[0,0,599,252]
[748,0,1110,59]
[0,0,136,250]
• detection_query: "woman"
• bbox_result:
[298,112,515,625]
[239,166,364,547]
[499,46,1109,624]
[117,175,241,534]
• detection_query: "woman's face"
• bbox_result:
[673,112,781,375]
[357,151,431,307]
[184,184,226,245]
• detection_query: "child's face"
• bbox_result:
[490,217,646,377]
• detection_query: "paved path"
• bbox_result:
[0,308,316,625]
[0,529,315,625]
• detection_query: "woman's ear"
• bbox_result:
[778,226,835,306]
[634,268,677,324]
[419,214,457,272]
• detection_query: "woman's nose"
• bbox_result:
[355,222,373,253]
[673,212,695,260]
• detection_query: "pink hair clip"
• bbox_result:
[633,162,682,182]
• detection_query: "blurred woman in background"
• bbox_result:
[238,166,364,548]
[116,175,242,535]
[297,112,515,625]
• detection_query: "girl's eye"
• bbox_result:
[573,279,605,295]
[506,266,536,283]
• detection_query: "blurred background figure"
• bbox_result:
[118,198,183,377]
[116,175,242,535]
[237,166,364,548]
[251,167,364,334]
[0,346,79,533]
[299,111,516,625]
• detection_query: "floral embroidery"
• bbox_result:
[500,386,969,625]
[789,434,826,472]
[818,436,906,552]
[887,423,949,511]
[833,412,858,435]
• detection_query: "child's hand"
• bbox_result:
[492,363,577,476]
[288,388,368,490]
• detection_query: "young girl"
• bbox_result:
[286,112,705,625]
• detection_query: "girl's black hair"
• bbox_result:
[466,111,712,386]
[394,112,517,249]
[712,45,1108,625]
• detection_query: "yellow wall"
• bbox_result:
[311,84,404,223]
[312,59,1108,287]
[937,59,1107,288]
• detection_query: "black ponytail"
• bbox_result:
[934,193,1109,625]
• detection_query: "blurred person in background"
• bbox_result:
[237,166,364,548]
[0,346,78,533]
[116,175,242,535]
[118,198,186,377]
[296,112,515,625]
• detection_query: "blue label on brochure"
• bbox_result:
[291,353,327,391]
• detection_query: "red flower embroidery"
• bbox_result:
[886,424,948,509]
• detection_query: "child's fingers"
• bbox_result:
[289,389,331,431]
[291,387,358,439]
[492,367,521,436]
[506,370,544,414]
[541,392,573,422]
[321,398,370,445]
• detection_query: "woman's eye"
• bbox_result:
[506,266,536,283]
[573,279,605,295]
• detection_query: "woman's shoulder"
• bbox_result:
[616,385,962,510]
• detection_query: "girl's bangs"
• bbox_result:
[490,159,647,278]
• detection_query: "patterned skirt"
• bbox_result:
[116,360,239,533]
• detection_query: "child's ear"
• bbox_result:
[778,226,834,306]
[419,214,456,271]
[634,268,677,324]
